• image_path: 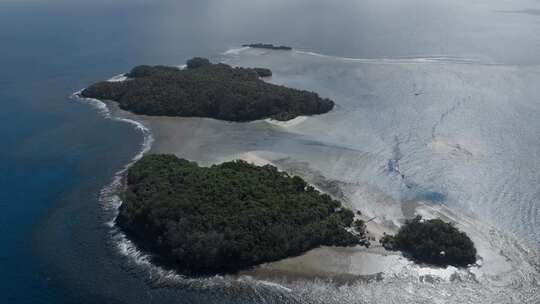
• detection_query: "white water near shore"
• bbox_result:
[71,83,297,293]
[74,47,540,303]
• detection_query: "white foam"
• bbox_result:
[71,90,111,117]
[71,91,184,284]
[107,73,129,82]
[264,116,308,128]
[253,278,292,292]
[223,46,250,55]
[294,50,488,65]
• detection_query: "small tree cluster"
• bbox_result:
[380,215,476,267]
[186,57,210,69]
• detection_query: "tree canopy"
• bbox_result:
[116,154,359,274]
[186,57,210,69]
[81,58,333,122]
[380,215,477,267]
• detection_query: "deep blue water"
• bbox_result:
[2,0,540,303]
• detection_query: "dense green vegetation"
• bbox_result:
[242,43,293,50]
[116,154,360,274]
[186,57,210,69]
[380,216,476,267]
[81,58,332,121]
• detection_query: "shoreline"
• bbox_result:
[71,47,540,301]
[72,90,402,285]
[72,92,466,282]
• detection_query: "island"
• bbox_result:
[242,43,293,50]
[380,215,477,267]
[81,58,332,122]
[116,154,363,274]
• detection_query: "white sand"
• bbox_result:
[264,116,308,128]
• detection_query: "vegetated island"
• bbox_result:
[380,215,477,267]
[81,57,333,121]
[116,154,366,274]
[242,43,293,50]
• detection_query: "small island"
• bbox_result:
[116,154,362,274]
[81,57,333,122]
[380,215,477,267]
[242,43,293,50]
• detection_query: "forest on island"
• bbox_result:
[82,58,333,122]
[116,155,360,274]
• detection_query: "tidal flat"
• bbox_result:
[95,48,540,303]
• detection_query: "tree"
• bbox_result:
[186,57,210,69]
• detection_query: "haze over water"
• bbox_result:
[1,0,540,303]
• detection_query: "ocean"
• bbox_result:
[1,1,539,303]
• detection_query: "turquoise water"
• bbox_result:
[2,0,540,303]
